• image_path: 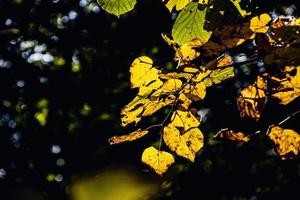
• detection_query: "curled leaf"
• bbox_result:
[268,125,300,160]
[109,129,149,145]
[141,146,175,175]
[237,76,267,120]
[214,128,250,142]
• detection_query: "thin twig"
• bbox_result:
[278,109,300,125]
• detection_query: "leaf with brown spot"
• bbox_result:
[141,146,175,175]
[237,76,267,120]
[214,128,250,142]
[268,125,300,160]
[163,124,204,162]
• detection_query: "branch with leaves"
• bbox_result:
[102,1,300,175]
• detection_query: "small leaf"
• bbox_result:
[163,124,204,162]
[237,76,267,120]
[267,125,300,160]
[97,0,137,17]
[214,128,250,142]
[230,0,251,17]
[109,129,149,145]
[164,0,192,12]
[250,13,271,33]
[172,2,212,45]
[141,146,175,175]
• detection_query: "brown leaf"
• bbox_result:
[214,128,250,142]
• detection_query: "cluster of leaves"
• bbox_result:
[104,1,300,175]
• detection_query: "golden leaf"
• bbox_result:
[268,125,300,160]
[250,13,271,33]
[237,76,267,120]
[182,82,207,101]
[161,34,203,65]
[152,78,182,96]
[271,66,300,105]
[141,146,175,175]
[170,110,200,131]
[214,128,250,142]
[178,93,192,110]
[109,129,149,145]
[163,124,204,161]
[230,0,251,17]
[121,96,166,126]
[130,56,160,89]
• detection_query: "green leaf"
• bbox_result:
[97,0,137,17]
[172,2,212,45]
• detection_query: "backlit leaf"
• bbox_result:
[230,0,251,17]
[172,2,212,45]
[164,0,192,12]
[237,76,267,120]
[268,125,300,160]
[271,66,300,105]
[109,129,149,145]
[170,110,200,131]
[97,0,136,17]
[214,128,250,142]
[130,56,160,89]
[141,147,175,175]
[250,13,271,33]
[163,124,204,161]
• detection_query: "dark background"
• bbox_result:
[0,0,299,199]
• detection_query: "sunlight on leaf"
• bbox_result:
[268,125,300,160]
[141,147,175,175]
[164,0,192,12]
[271,66,300,105]
[171,110,200,130]
[230,0,251,17]
[130,56,160,90]
[97,0,137,17]
[163,124,204,161]
[109,129,149,145]
[214,128,249,142]
[250,13,271,33]
[237,76,267,120]
[172,2,212,45]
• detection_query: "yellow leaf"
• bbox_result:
[237,76,267,120]
[268,125,300,160]
[138,79,163,96]
[271,66,300,105]
[164,0,192,12]
[152,79,182,96]
[161,34,203,65]
[171,110,200,130]
[141,147,175,175]
[203,67,235,87]
[198,0,210,5]
[183,82,207,101]
[250,13,271,33]
[214,128,250,142]
[230,0,251,17]
[121,96,166,126]
[109,129,149,145]
[163,124,204,161]
[130,56,160,89]
[178,93,192,110]
[159,72,193,80]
